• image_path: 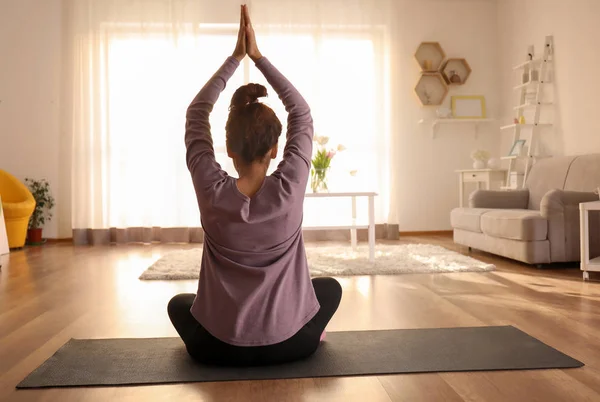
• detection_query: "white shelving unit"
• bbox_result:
[513,58,551,70]
[512,82,549,91]
[580,201,600,281]
[501,155,527,161]
[430,118,495,138]
[513,102,553,111]
[503,36,554,190]
[500,123,553,130]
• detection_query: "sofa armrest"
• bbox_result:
[540,190,599,215]
[469,190,529,209]
[540,189,599,262]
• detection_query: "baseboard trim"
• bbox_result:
[400,230,453,237]
[48,231,451,242]
[51,226,426,244]
[46,238,73,243]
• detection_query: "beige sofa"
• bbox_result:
[451,154,600,265]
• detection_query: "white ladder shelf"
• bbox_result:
[503,36,554,190]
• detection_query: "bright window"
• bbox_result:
[105,26,387,228]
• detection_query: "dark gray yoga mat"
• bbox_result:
[17,326,582,388]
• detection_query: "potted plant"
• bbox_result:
[25,178,55,245]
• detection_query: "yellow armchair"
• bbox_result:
[0,170,36,248]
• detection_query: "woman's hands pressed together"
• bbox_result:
[243,5,262,62]
[232,5,263,63]
[232,5,247,62]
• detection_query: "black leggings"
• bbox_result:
[168,277,342,367]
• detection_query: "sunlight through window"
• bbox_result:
[104,26,386,228]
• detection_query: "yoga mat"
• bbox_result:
[17,326,583,388]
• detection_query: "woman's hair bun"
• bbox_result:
[230,83,268,110]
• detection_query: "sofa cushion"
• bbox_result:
[454,229,550,264]
[480,210,548,241]
[450,208,491,233]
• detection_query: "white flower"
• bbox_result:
[315,136,330,146]
[337,144,347,152]
[470,149,490,162]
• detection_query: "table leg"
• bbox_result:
[368,195,375,262]
[580,207,590,280]
[459,174,464,207]
[351,196,357,251]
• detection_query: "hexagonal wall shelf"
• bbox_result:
[414,73,448,106]
[441,58,472,85]
[414,42,446,72]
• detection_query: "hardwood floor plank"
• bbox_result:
[564,366,600,396]
[0,304,88,375]
[8,377,392,402]
[440,372,508,402]
[1,239,599,401]
[0,313,92,400]
[378,373,465,402]
[443,369,600,402]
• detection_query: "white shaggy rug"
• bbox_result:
[139,244,495,280]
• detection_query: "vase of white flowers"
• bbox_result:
[311,135,346,193]
[471,149,490,169]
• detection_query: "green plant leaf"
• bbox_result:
[25,178,55,229]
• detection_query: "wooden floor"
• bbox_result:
[2,235,600,401]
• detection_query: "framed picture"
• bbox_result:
[509,139,526,156]
[451,95,486,119]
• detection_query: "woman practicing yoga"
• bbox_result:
[167,5,342,366]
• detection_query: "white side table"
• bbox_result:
[456,169,507,207]
[580,201,600,281]
[0,195,9,256]
[304,192,377,261]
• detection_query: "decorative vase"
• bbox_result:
[487,157,501,169]
[472,160,486,169]
[311,168,329,193]
[449,70,462,84]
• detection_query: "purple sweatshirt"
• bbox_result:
[184,56,319,346]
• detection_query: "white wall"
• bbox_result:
[0,0,69,239]
[497,0,600,158]
[0,0,500,236]
[391,0,501,231]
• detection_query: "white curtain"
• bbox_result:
[67,0,394,239]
